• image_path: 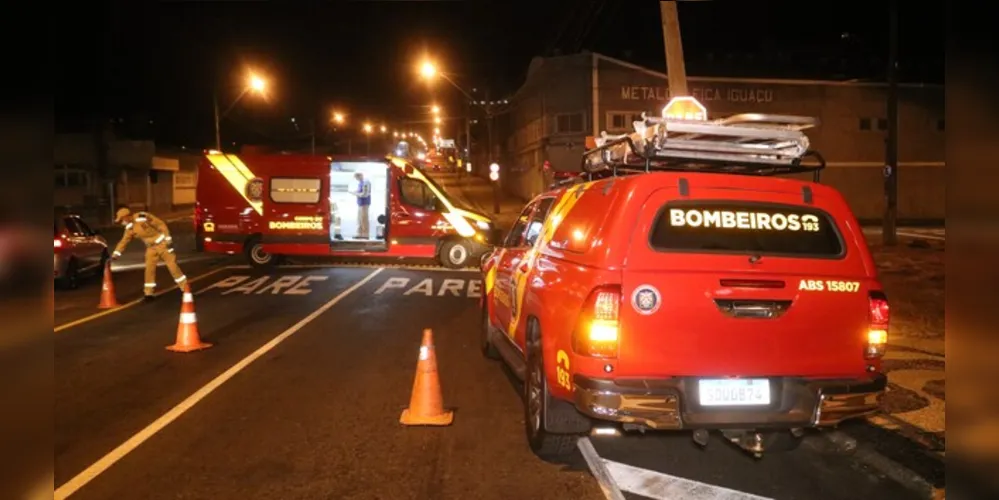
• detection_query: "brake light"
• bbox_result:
[54,238,62,248]
[866,291,890,359]
[572,285,621,358]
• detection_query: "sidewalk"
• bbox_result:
[430,173,525,231]
[863,236,945,446]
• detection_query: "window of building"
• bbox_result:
[859,118,871,131]
[54,165,90,188]
[877,118,888,131]
[608,112,628,131]
[270,177,321,204]
[555,113,584,134]
[606,112,647,132]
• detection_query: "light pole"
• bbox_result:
[363,123,373,155]
[214,73,266,151]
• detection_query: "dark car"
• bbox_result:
[54,214,109,289]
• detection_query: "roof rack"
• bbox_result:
[579,113,826,181]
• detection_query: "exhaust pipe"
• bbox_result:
[721,430,765,458]
[692,429,709,447]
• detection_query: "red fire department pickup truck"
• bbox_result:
[195,153,495,268]
[480,111,889,460]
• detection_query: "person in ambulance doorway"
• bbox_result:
[349,171,372,239]
[110,207,189,301]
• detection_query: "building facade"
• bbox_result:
[55,133,195,227]
[498,52,944,223]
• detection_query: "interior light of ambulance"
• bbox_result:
[573,287,621,358]
[865,292,890,359]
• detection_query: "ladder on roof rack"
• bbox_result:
[580,113,826,181]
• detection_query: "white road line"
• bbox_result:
[577,438,626,500]
[602,459,773,500]
[53,267,385,499]
[896,231,946,242]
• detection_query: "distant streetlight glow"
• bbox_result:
[332,111,345,124]
[363,123,373,134]
[420,61,437,79]
[434,127,440,135]
[380,125,387,133]
[431,105,441,114]
[434,116,441,124]
[249,74,266,92]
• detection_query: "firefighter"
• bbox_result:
[110,207,189,300]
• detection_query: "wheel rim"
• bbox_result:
[448,243,468,265]
[251,245,271,264]
[527,354,543,436]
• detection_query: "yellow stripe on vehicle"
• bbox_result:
[507,182,591,336]
[402,162,476,237]
[206,154,264,215]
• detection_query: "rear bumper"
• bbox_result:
[572,373,886,430]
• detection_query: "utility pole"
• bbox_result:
[883,0,899,246]
[213,91,222,151]
[310,118,316,155]
[659,0,689,97]
[464,98,472,179]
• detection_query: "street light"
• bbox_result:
[434,127,440,135]
[434,116,441,125]
[332,111,345,124]
[214,71,268,151]
[363,123,372,134]
[431,105,441,114]
[488,163,500,213]
[380,125,387,133]
[420,61,437,79]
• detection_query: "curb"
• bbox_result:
[822,431,935,499]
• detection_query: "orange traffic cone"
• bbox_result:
[166,292,212,352]
[97,262,119,309]
[400,329,453,426]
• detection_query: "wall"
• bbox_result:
[499,53,945,222]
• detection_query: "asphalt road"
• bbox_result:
[53,175,943,499]
[55,263,939,500]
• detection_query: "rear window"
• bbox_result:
[649,202,844,258]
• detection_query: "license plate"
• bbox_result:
[698,379,771,406]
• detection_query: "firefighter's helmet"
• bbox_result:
[114,207,131,223]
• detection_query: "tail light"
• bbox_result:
[865,291,889,358]
[54,238,62,248]
[572,285,621,358]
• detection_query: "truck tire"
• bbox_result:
[524,323,580,463]
[245,237,276,269]
[439,239,472,269]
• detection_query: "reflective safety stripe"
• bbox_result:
[154,234,166,244]
[113,251,122,257]
[134,217,147,222]
[144,283,156,288]
[182,292,194,303]
[175,275,187,283]
[179,312,197,324]
[125,223,133,230]
[165,236,173,242]
[168,248,175,253]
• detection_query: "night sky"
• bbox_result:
[56,1,942,150]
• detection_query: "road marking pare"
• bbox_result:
[373,277,482,298]
[203,274,330,295]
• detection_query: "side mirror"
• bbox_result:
[376,214,387,224]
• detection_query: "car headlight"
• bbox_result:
[475,220,490,230]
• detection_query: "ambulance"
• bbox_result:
[194,153,496,268]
